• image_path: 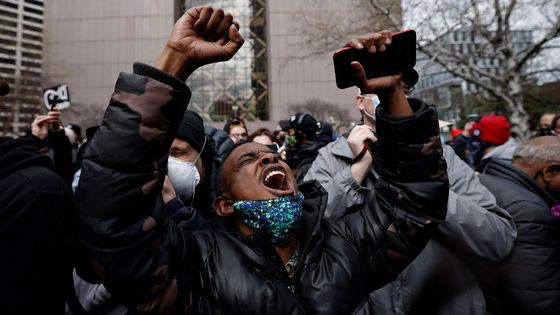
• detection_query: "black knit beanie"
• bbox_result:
[176,110,205,153]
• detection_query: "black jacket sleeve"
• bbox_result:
[375,98,448,227]
[75,63,195,310]
[374,98,449,270]
[349,98,449,289]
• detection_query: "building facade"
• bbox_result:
[41,0,401,132]
[42,0,176,129]
[0,0,43,136]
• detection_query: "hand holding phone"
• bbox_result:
[333,30,416,89]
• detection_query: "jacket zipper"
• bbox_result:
[293,230,318,282]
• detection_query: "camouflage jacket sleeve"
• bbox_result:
[75,63,194,311]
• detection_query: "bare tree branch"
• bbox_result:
[514,18,560,72]
[417,45,510,102]
[364,0,402,29]
[524,68,560,76]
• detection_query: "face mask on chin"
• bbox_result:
[232,192,304,245]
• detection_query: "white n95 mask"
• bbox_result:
[167,156,200,205]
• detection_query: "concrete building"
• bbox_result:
[42,0,401,131]
[43,0,177,129]
[0,0,44,136]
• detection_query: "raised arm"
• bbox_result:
[75,6,243,313]
[347,31,448,227]
[348,32,449,277]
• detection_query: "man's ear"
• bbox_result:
[543,164,560,183]
[355,96,364,111]
[215,196,234,217]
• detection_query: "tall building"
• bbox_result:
[42,0,401,130]
[43,0,176,129]
[0,0,44,136]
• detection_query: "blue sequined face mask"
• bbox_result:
[233,192,304,245]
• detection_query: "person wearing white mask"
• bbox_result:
[67,110,214,315]
[164,109,217,222]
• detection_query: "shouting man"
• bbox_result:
[75,6,448,314]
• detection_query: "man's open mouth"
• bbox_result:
[262,166,293,195]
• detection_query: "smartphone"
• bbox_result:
[266,143,280,152]
[333,30,416,89]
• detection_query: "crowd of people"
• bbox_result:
[1,5,559,315]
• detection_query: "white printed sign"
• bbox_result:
[43,84,71,110]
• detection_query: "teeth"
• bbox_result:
[265,170,285,183]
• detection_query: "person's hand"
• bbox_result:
[31,115,50,140]
[277,145,287,160]
[155,6,245,80]
[46,109,62,132]
[346,32,412,116]
[162,175,177,204]
[347,125,376,163]
[346,32,402,92]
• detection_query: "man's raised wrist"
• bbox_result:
[154,46,196,81]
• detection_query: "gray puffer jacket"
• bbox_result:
[305,137,517,315]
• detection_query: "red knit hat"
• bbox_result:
[469,114,511,145]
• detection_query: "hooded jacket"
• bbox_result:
[0,137,74,314]
[75,63,449,314]
[479,159,560,314]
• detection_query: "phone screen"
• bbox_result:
[265,143,280,152]
[333,30,417,89]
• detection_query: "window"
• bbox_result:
[0,1,18,9]
[23,6,42,15]
[23,23,42,33]
[25,0,44,7]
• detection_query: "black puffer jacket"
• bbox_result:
[479,160,560,314]
[0,137,74,314]
[75,63,448,314]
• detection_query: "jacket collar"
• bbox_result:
[297,180,328,243]
[482,159,558,207]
